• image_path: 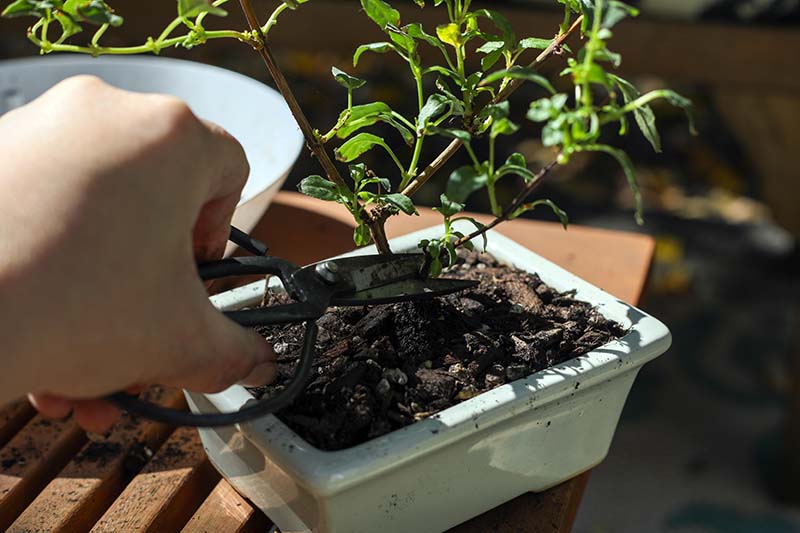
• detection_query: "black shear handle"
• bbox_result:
[108,323,318,427]
[106,228,320,427]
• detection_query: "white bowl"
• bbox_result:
[187,222,672,533]
[0,55,303,236]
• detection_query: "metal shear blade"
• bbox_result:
[332,278,478,306]
[316,253,477,304]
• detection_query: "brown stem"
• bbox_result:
[238,0,394,254]
[238,0,347,191]
[400,15,584,198]
[367,218,392,255]
[454,158,560,248]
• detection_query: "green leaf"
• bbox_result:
[519,37,552,50]
[436,22,461,48]
[511,199,569,229]
[444,240,458,268]
[422,239,443,278]
[66,0,123,26]
[349,163,367,184]
[335,132,386,162]
[482,66,556,94]
[2,0,48,19]
[542,124,564,148]
[483,101,510,120]
[404,22,446,52]
[491,117,519,138]
[54,10,82,37]
[527,98,553,122]
[473,8,515,47]
[496,153,535,182]
[388,25,417,54]
[354,224,372,246]
[476,40,504,54]
[362,176,392,191]
[446,165,488,203]
[435,194,464,217]
[417,93,449,133]
[353,42,394,66]
[178,0,226,18]
[298,175,339,202]
[481,49,503,71]
[611,75,660,152]
[332,66,366,90]
[426,127,471,143]
[383,193,418,215]
[360,0,400,29]
[453,217,488,250]
[335,102,414,146]
[577,144,643,225]
[506,152,526,168]
[603,1,639,29]
[595,47,622,67]
[654,89,697,135]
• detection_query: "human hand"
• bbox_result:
[0,76,276,432]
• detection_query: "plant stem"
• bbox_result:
[407,68,426,178]
[156,16,184,43]
[400,15,583,198]
[454,158,559,248]
[237,0,346,193]
[31,29,251,55]
[239,0,392,254]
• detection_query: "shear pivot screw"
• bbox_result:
[316,261,339,284]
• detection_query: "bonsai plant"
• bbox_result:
[2,1,691,531]
[1,0,694,261]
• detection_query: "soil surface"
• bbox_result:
[250,251,625,451]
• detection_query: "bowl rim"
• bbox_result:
[0,54,304,206]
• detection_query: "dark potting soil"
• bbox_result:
[249,251,625,451]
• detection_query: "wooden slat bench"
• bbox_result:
[0,192,655,532]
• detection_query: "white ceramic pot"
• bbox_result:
[0,55,303,240]
[187,222,671,533]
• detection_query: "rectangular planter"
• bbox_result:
[186,222,671,533]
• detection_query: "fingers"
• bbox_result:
[200,119,250,202]
[162,301,277,394]
[72,400,121,434]
[28,394,121,434]
[28,393,72,420]
[192,121,250,262]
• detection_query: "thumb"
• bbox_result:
[168,302,277,394]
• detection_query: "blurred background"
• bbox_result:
[2,1,799,531]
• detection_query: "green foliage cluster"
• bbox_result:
[2,0,695,261]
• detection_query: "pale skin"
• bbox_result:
[0,76,277,433]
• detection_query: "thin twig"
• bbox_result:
[238,0,347,191]
[454,158,560,248]
[400,15,584,198]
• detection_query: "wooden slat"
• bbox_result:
[0,416,86,529]
[183,479,270,533]
[0,400,36,449]
[91,427,218,532]
[10,387,186,532]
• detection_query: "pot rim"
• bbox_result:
[197,222,671,496]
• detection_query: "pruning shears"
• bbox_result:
[108,226,477,427]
